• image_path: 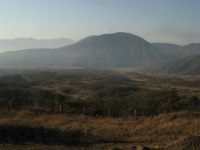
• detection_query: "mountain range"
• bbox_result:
[0,38,74,53]
[0,32,199,74]
[0,32,166,68]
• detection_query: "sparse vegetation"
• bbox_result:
[0,69,199,116]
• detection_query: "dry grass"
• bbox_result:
[124,72,200,97]
[0,110,200,149]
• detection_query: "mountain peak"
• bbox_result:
[75,32,147,46]
[89,32,143,39]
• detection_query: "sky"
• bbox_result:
[0,0,200,45]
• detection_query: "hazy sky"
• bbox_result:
[0,0,199,45]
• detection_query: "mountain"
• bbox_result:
[153,43,200,60]
[181,43,200,57]
[0,38,74,53]
[152,43,182,55]
[144,55,200,75]
[0,32,166,68]
[152,43,182,61]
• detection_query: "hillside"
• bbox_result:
[152,43,182,55]
[152,43,182,61]
[153,43,200,61]
[181,43,200,57]
[0,38,74,53]
[0,32,166,68]
[145,55,200,75]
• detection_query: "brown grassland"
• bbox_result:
[0,110,200,150]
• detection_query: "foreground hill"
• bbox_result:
[0,38,74,53]
[0,32,166,68]
[145,55,200,75]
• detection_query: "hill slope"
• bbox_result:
[181,43,200,57]
[145,55,200,75]
[153,42,200,61]
[152,43,182,61]
[0,32,166,68]
[152,43,182,55]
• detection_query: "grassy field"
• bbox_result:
[124,71,200,97]
[0,110,200,150]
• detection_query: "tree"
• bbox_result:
[188,95,200,110]
[160,88,180,112]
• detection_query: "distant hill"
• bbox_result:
[181,43,200,57]
[152,43,182,55]
[0,32,166,68]
[152,43,182,61]
[0,38,74,53]
[153,43,200,61]
[144,55,200,75]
